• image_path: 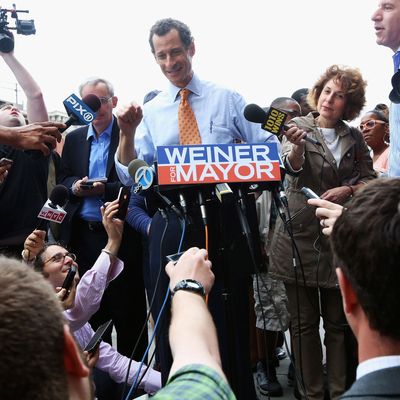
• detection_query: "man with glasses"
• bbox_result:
[25,198,161,397]
[59,78,148,370]
[371,0,400,176]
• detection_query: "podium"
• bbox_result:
[144,143,282,399]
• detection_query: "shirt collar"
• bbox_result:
[168,73,201,102]
[86,116,114,141]
[356,355,400,380]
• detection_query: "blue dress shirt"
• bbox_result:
[390,51,400,177]
[116,74,278,183]
[79,118,113,221]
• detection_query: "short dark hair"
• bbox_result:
[149,18,193,54]
[307,65,366,121]
[331,178,400,340]
[0,256,67,399]
[291,88,308,103]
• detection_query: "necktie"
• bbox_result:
[178,88,201,145]
[393,51,400,72]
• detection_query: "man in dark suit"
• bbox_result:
[59,78,147,363]
[329,178,400,399]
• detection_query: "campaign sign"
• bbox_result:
[156,143,282,186]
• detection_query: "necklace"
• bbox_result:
[315,119,337,145]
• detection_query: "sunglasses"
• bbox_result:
[44,252,76,265]
[359,120,386,131]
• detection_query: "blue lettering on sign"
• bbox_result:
[157,143,281,165]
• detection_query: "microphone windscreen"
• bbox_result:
[128,159,148,179]
[244,103,268,123]
[49,184,69,207]
[82,94,102,112]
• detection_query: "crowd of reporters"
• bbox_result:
[1,4,400,400]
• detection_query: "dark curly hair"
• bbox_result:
[307,65,367,121]
[331,178,400,340]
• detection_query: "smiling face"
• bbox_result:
[316,79,347,126]
[40,245,79,289]
[372,0,400,51]
[0,104,26,127]
[152,29,195,88]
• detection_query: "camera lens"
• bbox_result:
[0,32,14,53]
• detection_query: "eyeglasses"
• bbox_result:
[99,96,112,105]
[44,252,76,265]
[359,120,386,131]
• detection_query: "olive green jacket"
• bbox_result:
[269,113,376,288]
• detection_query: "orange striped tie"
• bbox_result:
[178,88,202,144]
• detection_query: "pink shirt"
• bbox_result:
[64,251,161,394]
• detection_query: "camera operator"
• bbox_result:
[0,38,63,258]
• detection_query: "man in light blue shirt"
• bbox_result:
[371,0,400,177]
[59,78,149,398]
[115,18,277,179]
[114,18,278,399]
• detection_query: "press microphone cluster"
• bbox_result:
[244,103,322,146]
[37,184,69,229]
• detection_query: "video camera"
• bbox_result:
[0,4,36,53]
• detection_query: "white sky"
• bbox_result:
[0,0,392,123]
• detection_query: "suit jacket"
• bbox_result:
[59,118,122,243]
[341,366,400,399]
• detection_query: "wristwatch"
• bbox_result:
[172,279,206,298]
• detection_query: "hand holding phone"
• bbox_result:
[300,187,320,200]
[114,186,131,220]
[0,157,13,167]
[166,251,185,264]
[80,177,107,190]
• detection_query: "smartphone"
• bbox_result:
[81,177,108,190]
[300,186,320,200]
[85,177,108,184]
[83,319,113,353]
[114,186,131,220]
[166,251,185,264]
[61,266,77,300]
[0,157,13,167]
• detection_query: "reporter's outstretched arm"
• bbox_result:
[165,248,224,379]
[101,199,124,258]
[0,122,64,155]
[0,50,48,122]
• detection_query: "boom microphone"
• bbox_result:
[244,103,321,146]
[37,184,69,230]
[60,94,102,133]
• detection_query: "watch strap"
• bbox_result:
[172,279,206,297]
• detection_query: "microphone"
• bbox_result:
[128,159,156,193]
[37,185,69,230]
[244,103,322,146]
[127,159,183,219]
[60,94,102,133]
